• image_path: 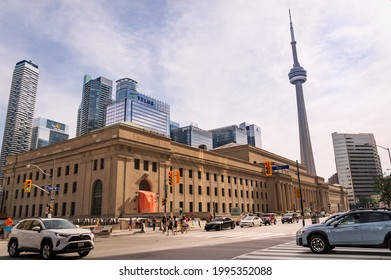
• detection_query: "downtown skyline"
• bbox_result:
[0,0,390,180]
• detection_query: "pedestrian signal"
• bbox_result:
[162,198,166,206]
[24,179,32,192]
[175,170,180,184]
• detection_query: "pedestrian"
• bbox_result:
[152,216,156,231]
[0,228,4,239]
[135,217,140,229]
[162,215,167,233]
[167,217,173,236]
[173,216,178,235]
[128,217,133,231]
[181,216,188,234]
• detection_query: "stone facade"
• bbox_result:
[1,122,348,219]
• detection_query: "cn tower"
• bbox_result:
[288,10,317,176]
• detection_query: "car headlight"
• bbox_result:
[55,232,70,238]
[296,228,306,235]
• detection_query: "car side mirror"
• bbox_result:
[32,226,41,232]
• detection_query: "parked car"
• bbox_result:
[240,216,262,227]
[296,209,391,254]
[281,213,299,224]
[259,213,277,225]
[8,218,94,259]
[205,217,236,231]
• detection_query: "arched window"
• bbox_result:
[139,179,151,191]
[91,180,103,216]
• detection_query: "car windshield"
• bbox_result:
[244,216,254,220]
[213,217,224,222]
[284,213,293,217]
[43,219,76,229]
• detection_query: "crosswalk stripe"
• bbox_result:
[233,241,391,260]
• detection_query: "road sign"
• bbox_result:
[272,165,289,171]
[46,186,59,191]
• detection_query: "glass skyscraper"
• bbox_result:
[31,117,69,149]
[209,125,248,148]
[171,125,213,150]
[106,78,170,136]
[239,122,262,149]
[332,132,382,205]
[77,75,113,136]
[0,60,39,181]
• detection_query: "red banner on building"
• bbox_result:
[138,191,156,213]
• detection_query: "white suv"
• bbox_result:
[8,218,94,259]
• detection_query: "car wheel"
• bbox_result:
[205,229,210,231]
[78,251,90,257]
[41,241,55,260]
[8,239,20,258]
[231,223,235,229]
[251,222,254,227]
[387,236,391,250]
[218,225,222,231]
[309,235,329,254]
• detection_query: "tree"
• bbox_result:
[374,176,391,208]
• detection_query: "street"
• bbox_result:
[1,218,390,260]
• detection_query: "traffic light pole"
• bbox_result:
[27,159,55,218]
[296,160,305,226]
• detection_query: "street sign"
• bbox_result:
[46,186,59,191]
[272,165,289,171]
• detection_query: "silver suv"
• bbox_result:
[296,209,391,254]
[8,218,94,259]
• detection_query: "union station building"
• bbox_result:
[1,122,348,219]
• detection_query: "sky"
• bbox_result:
[0,0,390,180]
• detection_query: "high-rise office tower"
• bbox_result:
[0,60,39,181]
[105,78,170,136]
[209,125,248,148]
[239,122,262,149]
[30,117,69,149]
[76,75,113,136]
[288,10,317,176]
[332,133,382,205]
[171,125,213,150]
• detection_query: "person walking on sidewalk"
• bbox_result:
[167,217,173,236]
[128,217,133,231]
[162,215,167,234]
[152,216,156,231]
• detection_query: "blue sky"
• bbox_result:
[0,0,390,180]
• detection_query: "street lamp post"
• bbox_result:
[377,145,391,175]
[27,161,55,217]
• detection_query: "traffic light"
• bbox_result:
[168,171,173,187]
[162,198,166,206]
[264,161,272,177]
[294,187,301,198]
[24,179,32,192]
[49,204,54,213]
